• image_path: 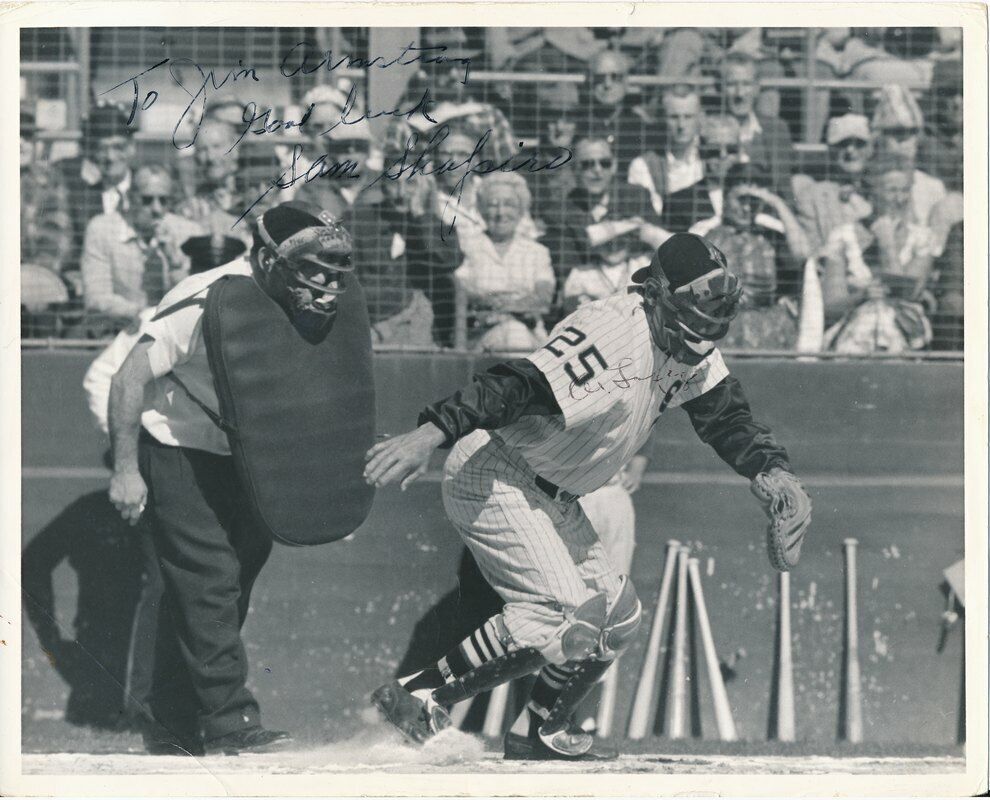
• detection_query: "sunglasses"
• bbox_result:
[592,72,625,82]
[579,157,614,171]
[883,128,919,142]
[139,194,170,206]
[699,146,740,159]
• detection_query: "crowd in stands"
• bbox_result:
[20,26,964,354]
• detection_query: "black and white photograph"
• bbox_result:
[2,3,987,796]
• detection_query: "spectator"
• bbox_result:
[509,28,609,72]
[918,59,964,189]
[720,52,794,192]
[80,164,202,325]
[175,121,253,250]
[648,27,763,80]
[528,79,581,229]
[383,55,516,169]
[21,106,72,275]
[628,88,704,215]
[819,152,935,352]
[453,173,555,352]
[293,125,376,219]
[359,165,463,347]
[578,50,658,176]
[930,221,963,351]
[343,175,438,349]
[431,127,489,239]
[426,127,540,243]
[542,137,665,315]
[658,114,741,233]
[932,27,963,62]
[21,105,74,330]
[848,27,937,87]
[791,113,874,255]
[698,162,809,350]
[56,103,138,273]
[871,84,946,225]
[484,28,550,69]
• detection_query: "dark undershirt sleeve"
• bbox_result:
[417,358,562,448]
[681,374,792,479]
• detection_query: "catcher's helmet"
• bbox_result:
[255,201,354,315]
[632,233,742,364]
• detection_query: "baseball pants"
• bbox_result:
[441,430,622,655]
[138,431,272,742]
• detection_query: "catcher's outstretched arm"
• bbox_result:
[680,375,791,479]
[417,358,562,448]
[365,359,562,489]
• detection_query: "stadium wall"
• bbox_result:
[21,352,965,746]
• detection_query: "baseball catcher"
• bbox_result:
[364,233,811,761]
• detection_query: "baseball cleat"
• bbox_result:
[503,729,619,761]
[203,726,292,755]
[371,680,451,744]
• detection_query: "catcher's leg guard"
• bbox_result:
[598,575,643,659]
[431,590,611,707]
[538,577,643,742]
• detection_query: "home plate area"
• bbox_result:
[21,726,965,775]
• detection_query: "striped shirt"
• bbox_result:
[496,291,728,495]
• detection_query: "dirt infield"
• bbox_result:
[20,727,966,775]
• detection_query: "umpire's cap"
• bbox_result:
[631,233,729,289]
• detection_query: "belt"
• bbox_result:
[535,474,580,503]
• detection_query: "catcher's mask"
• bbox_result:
[255,202,354,318]
[633,234,742,365]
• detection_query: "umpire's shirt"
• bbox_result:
[140,258,252,451]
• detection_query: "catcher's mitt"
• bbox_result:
[750,467,812,571]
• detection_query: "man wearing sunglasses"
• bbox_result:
[656,114,743,235]
[791,113,876,255]
[80,164,202,330]
[107,201,372,756]
[580,50,659,176]
[364,232,810,761]
[544,137,665,316]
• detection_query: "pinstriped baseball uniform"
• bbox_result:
[441,290,728,653]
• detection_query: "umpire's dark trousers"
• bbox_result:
[138,430,273,742]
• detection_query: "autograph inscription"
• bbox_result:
[97,40,576,236]
[566,358,685,401]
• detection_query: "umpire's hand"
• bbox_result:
[109,468,148,525]
[364,423,446,491]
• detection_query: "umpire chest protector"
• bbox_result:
[202,274,376,546]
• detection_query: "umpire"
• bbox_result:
[107,201,373,755]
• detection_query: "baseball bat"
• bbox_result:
[482,681,510,738]
[596,660,619,737]
[687,558,737,741]
[627,539,681,739]
[775,570,796,741]
[668,546,691,739]
[842,538,863,743]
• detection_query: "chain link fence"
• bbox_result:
[20,27,964,356]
